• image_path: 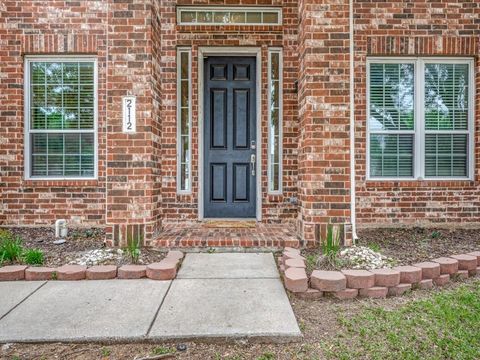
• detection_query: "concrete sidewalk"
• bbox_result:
[0,253,301,343]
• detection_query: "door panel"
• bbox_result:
[211,89,227,149]
[204,56,256,218]
[233,89,249,149]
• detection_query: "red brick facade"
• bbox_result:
[353,1,480,226]
[0,1,479,247]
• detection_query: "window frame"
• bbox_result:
[267,48,283,194]
[176,6,282,26]
[176,47,192,194]
[24,55,98,181]
[366,57,475,181]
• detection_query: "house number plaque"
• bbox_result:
[122,96,136,133]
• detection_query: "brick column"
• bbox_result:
[105,0,161,246]
[297,0,352,246]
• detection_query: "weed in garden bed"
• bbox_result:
[152,345,175,355]
[323,281,480,359]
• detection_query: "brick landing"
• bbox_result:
[152,222,300,248]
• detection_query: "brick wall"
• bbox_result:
[105,0,161,245]
[0,1,162,245]
[0,1,108,226]
[297,0,352,245]
[2,0,480,245]
[353,0,480,227]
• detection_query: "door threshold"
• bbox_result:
[203,219,257,229]
[203,218,257,221]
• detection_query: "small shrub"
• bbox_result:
[0,229,24,263]
[24,248,45,265]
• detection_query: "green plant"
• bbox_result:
[124,232,141,264]
[256,352,275,360]
[24,248,44,265]
[152,346,174,355]
[321,224,341,257]
[0,229,24,263]
[430,230,441,239]
[366,242,381,253]
[101,347,111,357]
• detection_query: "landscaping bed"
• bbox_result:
[2,227,167,267]
[280,226,480,301]
[357,227,480,265]
[302,227,480,274]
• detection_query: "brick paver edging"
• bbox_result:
[0,251,184,282]
[280,248,480,300]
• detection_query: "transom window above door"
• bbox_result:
[367,58,474,180]
[177,7,282,26]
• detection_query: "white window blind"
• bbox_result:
[26,58,97,179]
[369,62,415,178]
[368,58,473,180]
[424,63,469,177]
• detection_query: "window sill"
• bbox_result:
[23,178,99,187]
[364,178,475,189]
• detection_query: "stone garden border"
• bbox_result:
[0,251,184,281]
[279,247,480,300]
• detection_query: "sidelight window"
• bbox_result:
[177,48,192,193]
[268,49,283,193]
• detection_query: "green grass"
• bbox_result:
[323,281,480,360]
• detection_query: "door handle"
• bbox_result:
[250,154,256,176]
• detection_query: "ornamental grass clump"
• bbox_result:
[24,248,45,266]
[316,225,348,270]
[0,229,24,264]
[124,233,142,264]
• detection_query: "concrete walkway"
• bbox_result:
[0,253,301,343]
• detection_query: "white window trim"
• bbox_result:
[176,47,192,194]
[24,55,98,181]
[267,48,283,194]
[176,6,282,26]
[366,57,475,181]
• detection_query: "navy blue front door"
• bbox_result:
[204,56,256,218]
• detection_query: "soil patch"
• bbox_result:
[1,227,167,267]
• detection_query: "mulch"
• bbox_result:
[2,227,167,267]
[357,227,480,265]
